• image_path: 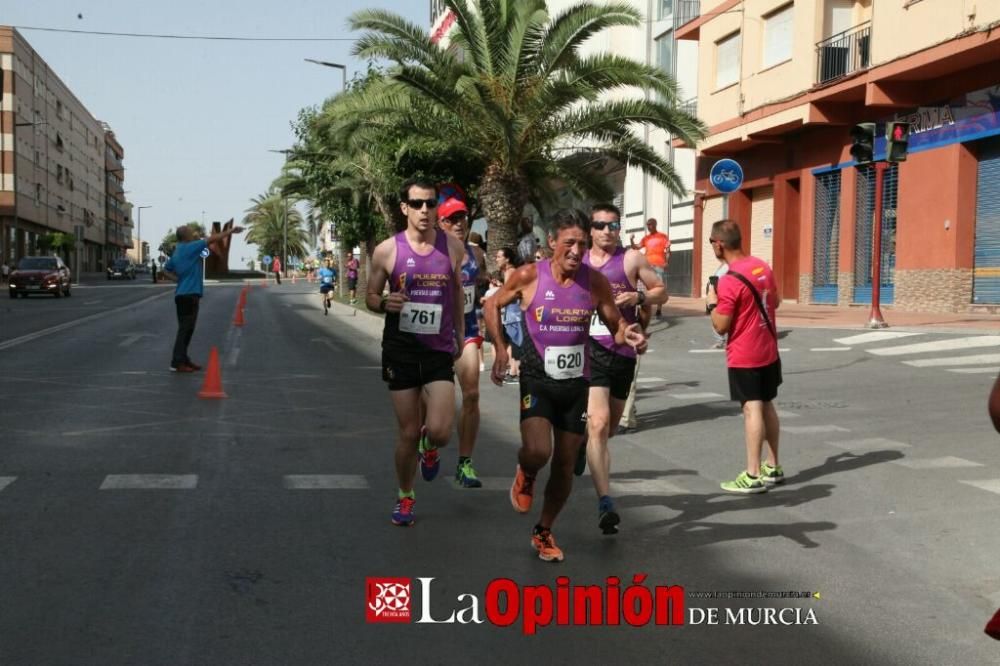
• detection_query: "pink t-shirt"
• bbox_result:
[715,256,778,368]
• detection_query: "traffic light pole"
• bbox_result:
[867,160,889,329]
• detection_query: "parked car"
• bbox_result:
[8,256,72,298]
[107,258,136,280]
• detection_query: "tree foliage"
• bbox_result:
[159,222,207,257]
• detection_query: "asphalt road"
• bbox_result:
[1,279,998,664]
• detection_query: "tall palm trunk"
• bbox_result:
[478,165,529,271]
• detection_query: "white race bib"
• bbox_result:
[400,302,443,334]
[544,345,585,380]
[463,285,476,314]
[589,311,611,338]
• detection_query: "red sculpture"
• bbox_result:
[205,219,234,275]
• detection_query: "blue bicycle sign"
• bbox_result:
[709,159,744,194]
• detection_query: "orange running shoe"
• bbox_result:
[510,465,535,513]
[531,528,564,562]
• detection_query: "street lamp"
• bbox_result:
[304,59,348,91]
[136,206,152,264]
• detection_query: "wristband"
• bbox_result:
[637,291,646,306]
[706,303,717,314]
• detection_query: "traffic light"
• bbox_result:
[886,121,909,162]
[849,123,876,165]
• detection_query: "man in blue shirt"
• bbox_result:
[162,223,244,372]
[317,258,337,315]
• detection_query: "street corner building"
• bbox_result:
[0,26,133,273]
[671,0,1000,314]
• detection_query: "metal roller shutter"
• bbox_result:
[701,196,724,290]
[974,141,1000,303]
[853,164,897,304]
[750,186,774,266]
[812,171,841,303]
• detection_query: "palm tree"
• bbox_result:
[242,188,308,262]
[348,0,706,254]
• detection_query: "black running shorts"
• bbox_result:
[728,358,782,404]
[382,350,455,391]
[589,341,637,401]
[518,376,589,435]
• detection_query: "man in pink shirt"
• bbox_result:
[705,219,783,494]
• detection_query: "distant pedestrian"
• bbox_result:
[161,223,244,372]
[1,261,9,284]
[705,219,782,494]
[346,255,360,304]
[631,218,670,318]
[151,260,158,284]
[273,256,283,284]
[517,216,538,264]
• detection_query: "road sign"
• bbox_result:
[263,255,273,266]
[710,159,744,194]
[200,247,211,259]
[158,256,166,264]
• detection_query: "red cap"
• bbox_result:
[438,197,468,220]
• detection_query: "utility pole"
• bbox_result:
[867,161,888,328]
[283,195,288,278]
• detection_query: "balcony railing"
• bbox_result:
[674,0,700,29]
[815,21,871,85]
[679,97,697,117]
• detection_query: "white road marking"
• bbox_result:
[833,331,923,345]
[810,347,852,352]
[689,349,725,354]
[0,477,16,492]
[893,457,984,470]
[63,418,184,436]
[775,410,801,419]
[948,367,1000,374]
[667,392,724,400]
[118,333,156,347]
[903,354,1000,367]
[310,337,341,352]
[283,474,369,490]
[778,348,790,352]
[83,300,102,305]
[636,377,667,383]
[867,336,1000,356]
[610,479,688,495]
[783,425,850,434]
[0,291,170,351]
[959,479,1000,495]
[100,474,198,489]
[826,437,911,452]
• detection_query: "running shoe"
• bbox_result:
[169,363,196,373]
[391,496,416,526]
[531,528,564,562]
[573,441,587,476]
[759,461,785,486]
[720,470,768,494]
[185,361,202,371]
[598,496,620,535]
[455,459,483,488]
[510,465,535,513]
[503,373,520,385]
[417,426,440,481]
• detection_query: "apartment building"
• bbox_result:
[678,0,1000,312]
[429,1,700,294]
[103,124,132,261]
[0,26,110,272]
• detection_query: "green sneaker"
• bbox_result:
[760,461,785,486]
[720,470,767,494]
[455,459,483,488]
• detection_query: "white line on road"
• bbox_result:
[689,349,725,354]
[100,474,198,490]
[903,354,1000,368]
[867,336,1000,357]
[636,377,667,383]
[825,437,911,451]
[83,300,102,305]
[0,477,16,492]
[283,474,369,490]
[311,337,341,352]
[783,425,850,434]
[959,479,1000,495]
[948,367,1000,374]
[667,392,724,400]
[893,457,984,470]
[833,331,922,345]
[775,410,801,419]
[810,347,852,352]
[0,291,170,351]
[64,418,192,436]
[610,479,688,495]
[118,333,156,347]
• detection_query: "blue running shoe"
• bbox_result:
[392,496,415,526]
[455,459,483,488]
[417,426,440,481]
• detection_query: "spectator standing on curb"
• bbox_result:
[161,223,244,372]
[517,216,538,265]
[705,219,783,494]
[631,218,670,318]
[151,260,158,284]
[347,255,360,304]
[272,256,283,285]
[1,261,9,284]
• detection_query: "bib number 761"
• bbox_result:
[399,302,443,334]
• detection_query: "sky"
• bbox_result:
[5,0,429,265]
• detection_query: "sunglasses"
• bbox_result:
[591,221,621,231]
[709,237,721,245]
[441,212,468,224]
[406,198,438,210]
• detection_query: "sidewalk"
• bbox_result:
[666,296,1000,333]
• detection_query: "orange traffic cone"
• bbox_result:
[238,287,247,308]
[233,304,245,327]
[198,347,228,399]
